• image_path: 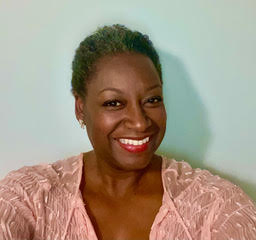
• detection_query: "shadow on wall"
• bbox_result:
[157,50,211,169]
[156,50,255,201]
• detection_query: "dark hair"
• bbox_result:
[71,24,162,98]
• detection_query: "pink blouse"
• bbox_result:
[0,153,255,240]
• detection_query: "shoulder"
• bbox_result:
[162,156,256,238]
[0,153,83,198]
[0,153,83,238]
[161,155,252,201]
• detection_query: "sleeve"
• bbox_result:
[211,186,256,240]
[0,184,35,240]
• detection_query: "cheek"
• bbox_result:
[161,107,167,127]
[150,107,167,129]
[88,112,121,140]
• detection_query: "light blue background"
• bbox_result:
[0,0,255,200]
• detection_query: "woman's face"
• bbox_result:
[76,53,166,171]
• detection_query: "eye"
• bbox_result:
[103,100,122,107]
[147,96,163,104]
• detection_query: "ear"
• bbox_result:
[74,94,85,122]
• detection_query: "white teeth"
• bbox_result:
[119,137,150,146]
[120,139,129,144]
[142,137,149,144]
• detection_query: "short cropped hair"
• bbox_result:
[71,24,162,98]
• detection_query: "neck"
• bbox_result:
[83,151,158,198]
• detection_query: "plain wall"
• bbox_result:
[0,0,255,200]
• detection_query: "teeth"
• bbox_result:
[119,137,150,146]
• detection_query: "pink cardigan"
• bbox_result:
[0,153,255,240]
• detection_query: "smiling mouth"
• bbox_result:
[116,136,151,153]
[118,137,150,146]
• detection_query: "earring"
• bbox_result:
[79,119,85,129]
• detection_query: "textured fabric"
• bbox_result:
[0,153,256,240]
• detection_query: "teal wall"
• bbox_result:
[0,0,255,200]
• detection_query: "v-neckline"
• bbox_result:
[74,153,170,240]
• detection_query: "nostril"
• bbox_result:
[125,114,152,131]
[123,104,152,130]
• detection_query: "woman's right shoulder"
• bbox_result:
[0,153,83,197]
[0,153,83,239]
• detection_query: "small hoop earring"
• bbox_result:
[79,119,85,129]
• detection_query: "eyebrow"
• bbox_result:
[98,84,162,95]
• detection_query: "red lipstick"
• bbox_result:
[117,141,149,153]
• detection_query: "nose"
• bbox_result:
[124,103,152,132]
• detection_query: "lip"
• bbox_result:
[115,135,152,153]
[115,135,152,141]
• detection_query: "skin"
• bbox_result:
[75,52,167,240]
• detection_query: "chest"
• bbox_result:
[84,193,163,240]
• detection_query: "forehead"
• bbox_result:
[87,53,161,94]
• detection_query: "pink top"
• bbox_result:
[0,153,255,240]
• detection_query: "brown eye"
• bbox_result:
[147,96,163,104]
[103,100,122,107]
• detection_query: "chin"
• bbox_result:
[112,150,156,171]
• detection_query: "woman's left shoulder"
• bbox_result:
[162,156,256,239]
[161,155,255,206]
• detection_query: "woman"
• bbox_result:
[0,24,255,240]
